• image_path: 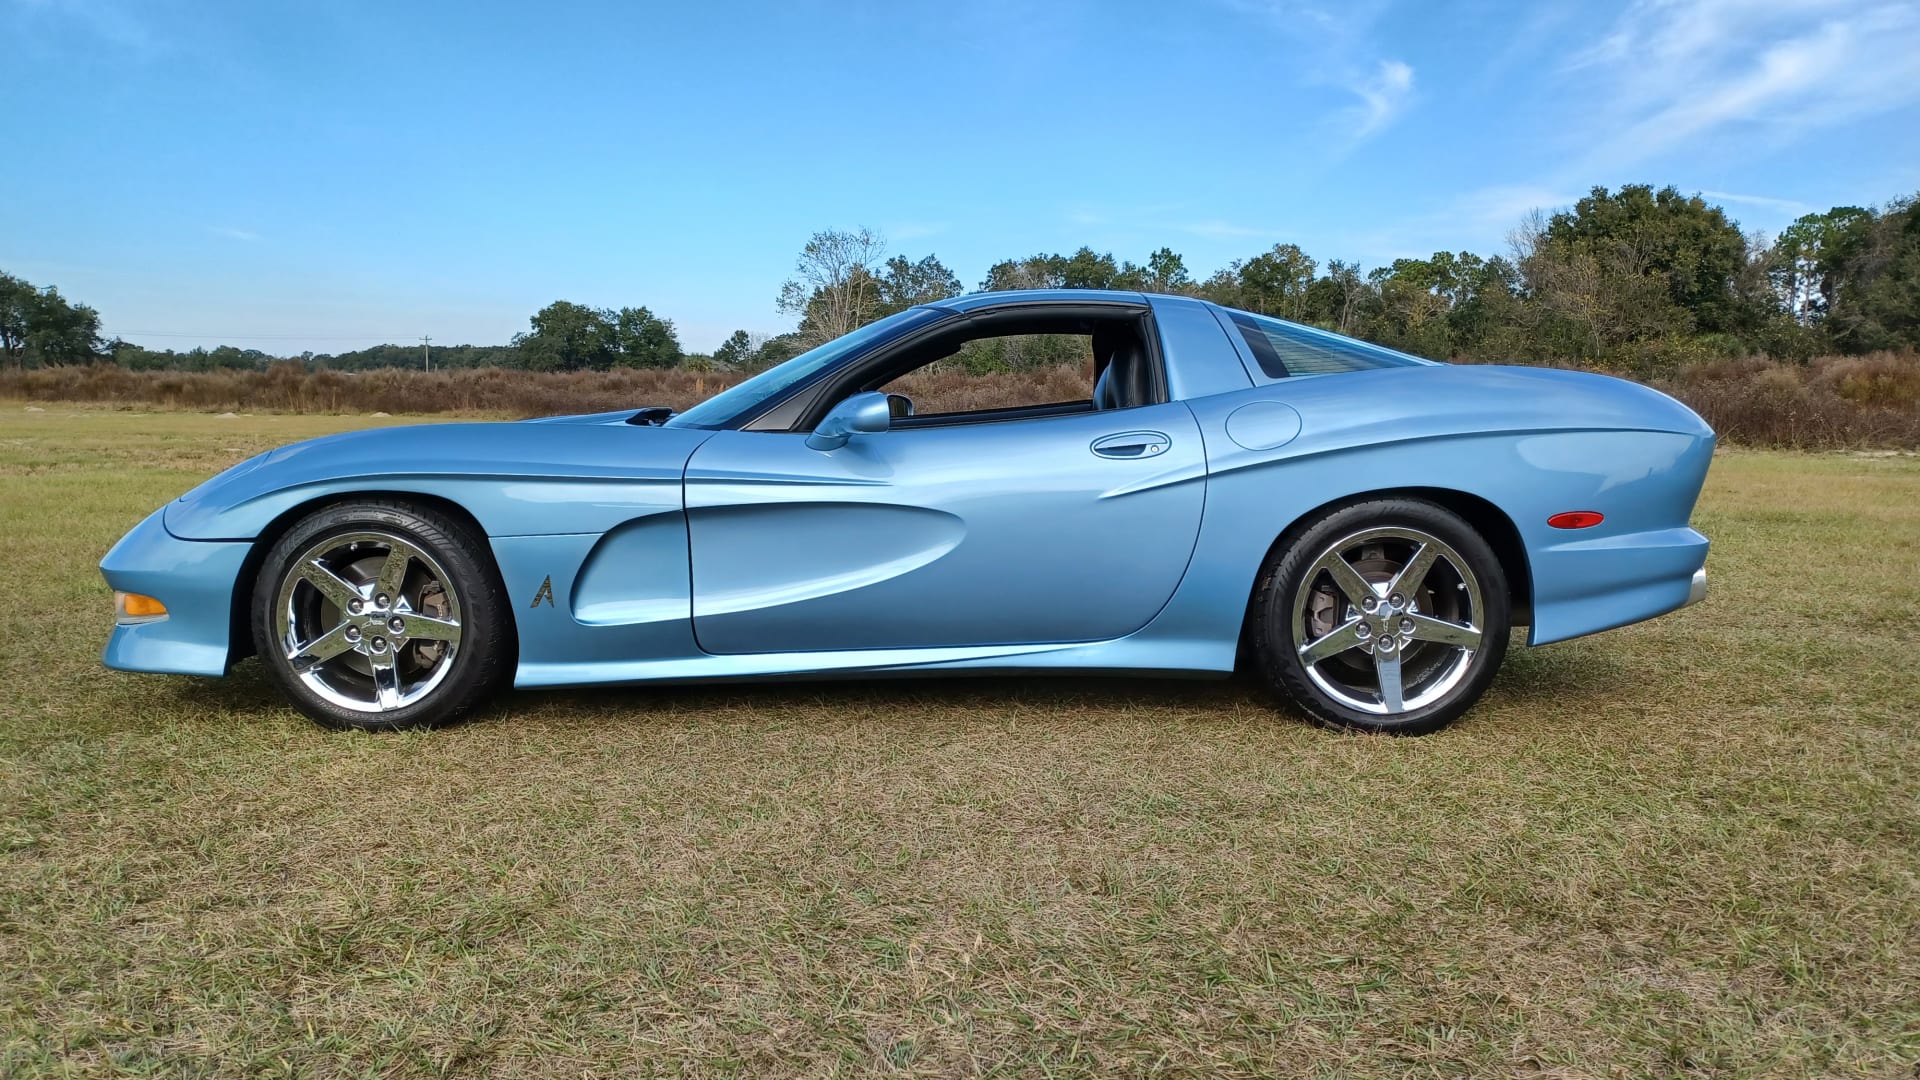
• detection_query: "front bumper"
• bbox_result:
[99,508,252,676]
[1684,567,1707,607]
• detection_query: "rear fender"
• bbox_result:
[1136,409,1712,660]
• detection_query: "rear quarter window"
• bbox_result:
[1227,310,1430,378]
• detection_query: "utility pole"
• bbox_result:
[420,335,432,372]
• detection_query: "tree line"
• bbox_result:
[754,185,1919,378]
[5,184,1915,378]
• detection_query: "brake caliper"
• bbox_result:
[413,580,450,669]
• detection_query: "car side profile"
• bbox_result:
[101,290,1713,735]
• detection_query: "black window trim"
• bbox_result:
[1226,310,1291,380]
[1226,308,1429,378]
[739,298,1169,434]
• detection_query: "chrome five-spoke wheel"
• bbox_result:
[253,501,509,731]
[277,531,463,712]
[1251,498,1510,735]
[1293,526,1482,715]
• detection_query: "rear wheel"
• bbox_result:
[1250,498,1509,735]
[251,500,511,731]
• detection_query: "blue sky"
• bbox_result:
[4,0,1916,354]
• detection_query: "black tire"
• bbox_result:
[250,499,512,731]
[1249,498,1510,735]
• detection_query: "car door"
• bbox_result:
[683,401,1206,654]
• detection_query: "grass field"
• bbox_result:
[2,406,1917,1077]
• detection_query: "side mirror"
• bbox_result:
[806,391,892,451]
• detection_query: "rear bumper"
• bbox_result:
[99,508,251,677]
[1528,526,1709,645]
[1684,567,1707,607]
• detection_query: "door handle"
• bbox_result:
[1091,430,1171,459]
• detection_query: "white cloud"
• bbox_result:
[209,226,260,242]
[1567,0,1920,173]
[1351,59,1414,138]
[1341,185,1580,266]
[1221,0,1415,143]
[1450,185,1580,229]
[1407,0,1920,254]
[1698,190,1813,217]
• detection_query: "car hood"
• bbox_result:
[520,406,676,426]
[163,417,716,541]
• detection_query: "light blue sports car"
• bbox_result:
[101,290,1712,734]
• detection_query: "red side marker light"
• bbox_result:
[1547,511,1605,529]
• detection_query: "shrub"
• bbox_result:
[1657,351,1920,449]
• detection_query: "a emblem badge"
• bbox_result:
[529,575,555,608]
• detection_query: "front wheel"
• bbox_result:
[1249,498,1510,735]
[250,500,512,731]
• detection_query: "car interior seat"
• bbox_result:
[1091,324,1153,410]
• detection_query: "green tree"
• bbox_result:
[1366,258,1454,357]
[1446,255,1524,357]
[609,306,682,368]
[1825,194,1920,352]
[1143,247,1191,293]
[1772,207,1874,323]
[1540,185,1749,336]
[0,272,103,367]
[777,228,886,345]
[714,329,756,368]
[30,289,104,365]
[0,273,32,367]
[875,254,962,316]
[1195,267,1244,309]
[1300,259,1367,332]
[514,300,615,372]
[1232,243,1318,318]
[979,253,1067,291]
[1059,247,1122,289]
[977,248,1129,292]
[752,332,804,368]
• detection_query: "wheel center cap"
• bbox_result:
[1355,598,1416,655]
[344,605,406,654]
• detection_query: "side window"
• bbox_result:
[1227,310,1425,378]
[868,316,1158,425]
[878,333,1095,420]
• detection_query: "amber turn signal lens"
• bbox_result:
[1546,511,1605,529]
[115,591,168,621]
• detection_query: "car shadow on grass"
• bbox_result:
[517,672,1269,721]
[168,633,1627,733]
[497,634,1631,732]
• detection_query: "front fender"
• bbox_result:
[100,508,251,676]
[163,421,714,540]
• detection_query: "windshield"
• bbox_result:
[666,307,949,429]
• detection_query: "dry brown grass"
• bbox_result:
[6,352,1919,450]
[1656,351,1920,449]
[1,409,1917,1075]
[0,362,744,417]
[0,363,1097,422]
[887,363,1091,414]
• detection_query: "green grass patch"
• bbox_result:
[1,408,1916,1076]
